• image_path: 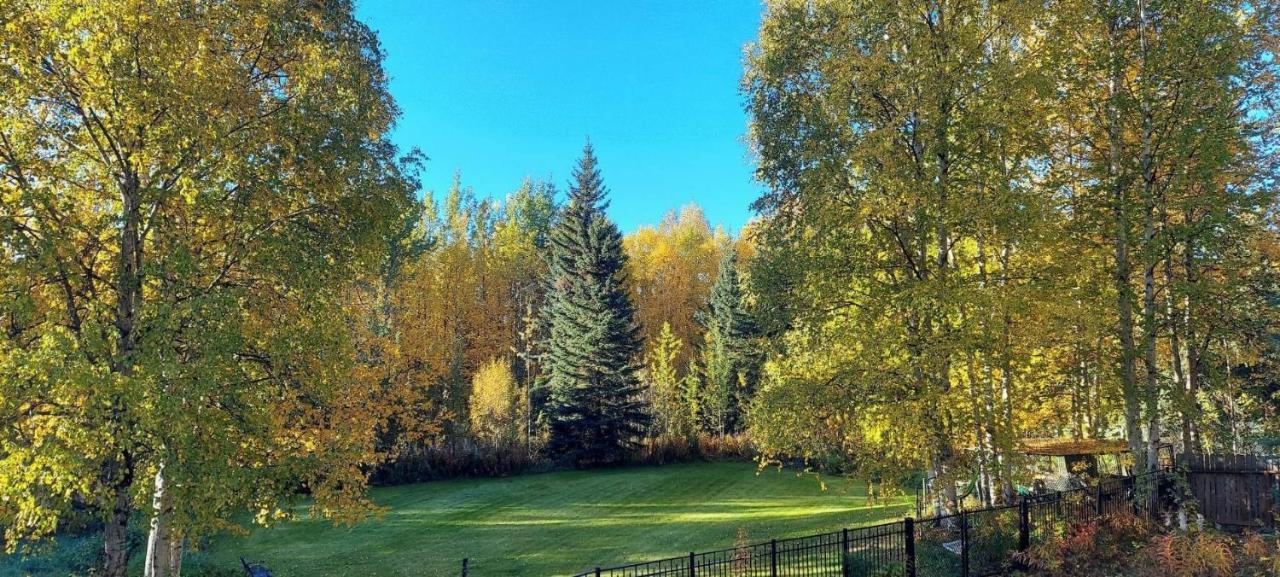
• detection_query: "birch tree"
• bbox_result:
[0,1,416,574]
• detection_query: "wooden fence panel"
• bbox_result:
[1180,453,1278,529]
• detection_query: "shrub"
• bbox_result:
[369,438,544,485]
[3,521,147,577]
[9,533,103,575]
[468,358,526,445]
[371,432,753,485]
[967,509,1021,573]
[630,433,754,466]
[844,552,906,577]
[634,433,697,465]
[1013,509,1279,577]
[1014,511,1155,576]
[1238,532,1279,577]
[1143,532,1235,577]
[696,433,754,460]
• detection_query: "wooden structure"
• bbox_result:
[1179,453,1279,529]
[1020,438,1132,479]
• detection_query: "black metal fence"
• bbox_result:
[574,471,1171,577]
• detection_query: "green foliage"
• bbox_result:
[743,0,1280,497]
[691,249,759,435]
[744,0,1062,498]
[541,143,649,465]
[844,554,905,577]
[1014,512,1152,576]
[0,1,417,574]
[646,322,692,437]
[1010,513,1274,577]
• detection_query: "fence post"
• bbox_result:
[841,528,850,577]
[770,538,778,577]
[688,551,695,577]
[960,510,970,577]
[904,517,916,577]
[461,558,469,577]
[1019,496,1030,552]
[1096,482,1105,516]
[594,567,601,577]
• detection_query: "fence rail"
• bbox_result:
[575,471,1171,577]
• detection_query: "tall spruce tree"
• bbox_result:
[542,143,648,464]
[696,249,759,433]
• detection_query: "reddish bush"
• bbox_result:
[1015,510,1276,577]
[631,433,754,465]
[1143,532,1234,577]
[1015,511,1154,576]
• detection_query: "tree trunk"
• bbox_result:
[104,168,143,577]
[1140,214,1160,471]
[1182,221,1202,454]
[103,471,133,577]
[929,444,959,516]
[1137,0,1162,471]
[168,536,184,577]
[965,352,993,507]
[1164,248,1194,460]
[145,463,184,577]
[1106,6,1145,472]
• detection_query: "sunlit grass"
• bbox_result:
[198,462,913,577]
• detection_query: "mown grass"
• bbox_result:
[3,462,914,576]
[203,462,912,577]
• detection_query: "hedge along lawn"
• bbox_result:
[200,461,915,577]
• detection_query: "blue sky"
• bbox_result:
[354,1,765,233]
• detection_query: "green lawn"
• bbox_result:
[198,462,913,577]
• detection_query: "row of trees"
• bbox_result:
[0,2,755,575]
[374,145,761,466]
[744,0,1280,509]
[0,5,755,563]
[7,0,1280,574]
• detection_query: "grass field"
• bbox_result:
[197,462,913,577]
[0,462,914,577]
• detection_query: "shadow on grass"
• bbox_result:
[191,463,916,577]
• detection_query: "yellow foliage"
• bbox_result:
[625,204,731,372]
[468,358,525,444]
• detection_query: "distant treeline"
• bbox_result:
[364,144,763,480]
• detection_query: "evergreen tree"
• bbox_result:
[694,249,759,433]
[694,325,735,435]
[541,142,648,464]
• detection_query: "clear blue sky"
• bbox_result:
[354,1,765,233]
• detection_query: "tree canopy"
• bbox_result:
[0,0,417,574]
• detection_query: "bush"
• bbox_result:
[695,433,754,460]
[2,520,146,577]
[1144,531,1235,577]
[7,533,103,575]
[630,433,754,466]
[1014,511,1154,576]
[370,432,753,486]
[633,433,697,465]
[369,438,545,485]
[968,509,1021,574]
[1014,509,1277,577]
[844,553,905,577]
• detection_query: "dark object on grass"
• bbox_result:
[241,557,272,577]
